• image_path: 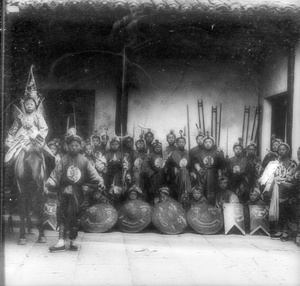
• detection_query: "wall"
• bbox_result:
[126,58,259,157]
[42,57,260,158]
[292,40,300,160]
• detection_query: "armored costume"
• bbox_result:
[227,140,249,204]
[166,134,191,204]
[142,140,167,203]
[46,133,104,252]
[191,134,224,204]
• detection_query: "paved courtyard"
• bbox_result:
[3,225,300,286]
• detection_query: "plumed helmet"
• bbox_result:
[233,137,244,149]
[152,139,162,147]
[166,129,176,140]
[203,131,215,145]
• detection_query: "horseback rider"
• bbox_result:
[4,65,54,244]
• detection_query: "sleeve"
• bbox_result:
[46,158,64,187]
[143,155,155,178]
[286,160,298,182]
[262,153,272,169]
[216,151,226,171]
[229,193,239,204]
[8,118,21,137]
[87,161,104,185]
[5,119,21,148]
[37,114,49,139]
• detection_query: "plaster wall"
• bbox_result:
[126,58,259,157]
[42,58,260,158]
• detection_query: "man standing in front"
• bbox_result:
[45,132,105,252]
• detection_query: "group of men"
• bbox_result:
[43,126,300,249]
[4,73,300,252]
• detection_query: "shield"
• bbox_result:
[117,199,151,233]
[43,196,58,230]
[223,203,245,235]
[249,205,270,236]
[80,203,118,233]
[187,203,223,234]
[151,199,187,234]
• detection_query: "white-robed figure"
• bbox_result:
[259,142,297,239]
[5,66,50,165]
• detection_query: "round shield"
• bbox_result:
[151,199,187,235]
[81,203,118,233]
[117,199,151,233]
[187,203,223,235]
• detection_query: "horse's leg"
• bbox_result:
[25,191,34,234]
[17,183,27,245]
[15,151,28,245]
[36,189,47,243]
[34,162,47,243]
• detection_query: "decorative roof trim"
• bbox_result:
[6,0,300,14]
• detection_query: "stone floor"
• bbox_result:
[3,227,300,286]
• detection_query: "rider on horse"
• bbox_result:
[5,66,54,245]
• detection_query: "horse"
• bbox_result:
[14,143,52,245]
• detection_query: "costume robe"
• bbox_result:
[191,148,224,205]
[166,149,191,203]
[142,152,166,202]
[227,156,249,203]
[46,153,103,239]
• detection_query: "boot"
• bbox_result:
[70,239,78,251]
[37,224,47,243]
[49,225,66,252]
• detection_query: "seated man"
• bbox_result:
[215,176,239,209]
[188,186,208,208]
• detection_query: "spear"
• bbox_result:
[187,105,191,151]
[218,103,222,146]
[226,126,229,159]
[197,99,201,130]
[133,122,135,143]
[66,116,70,133]
[73,101,76,130]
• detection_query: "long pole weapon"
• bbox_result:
[73,101,76,130]
[187,105,191,151]
[211,106,213,138]
[214,106,218,142]
[211,106,217,140]
[198,99,205,133]
[133,122,135,143]
[242,106,246,147]
[255,105,262,143]
[218,103,222,146]
[226,126,229,159]
[197,99,202,130]
[245,106,250,147]
[66,116,70,132]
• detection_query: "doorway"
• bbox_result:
[271,94,287,143]
[43,89,95,141]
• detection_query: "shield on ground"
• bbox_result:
[187,203,223,234]
[223,203,245,235]
[117,199,152,233]
[43,196,58,230]
[151,199,187,234]
[81,203,118,233]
